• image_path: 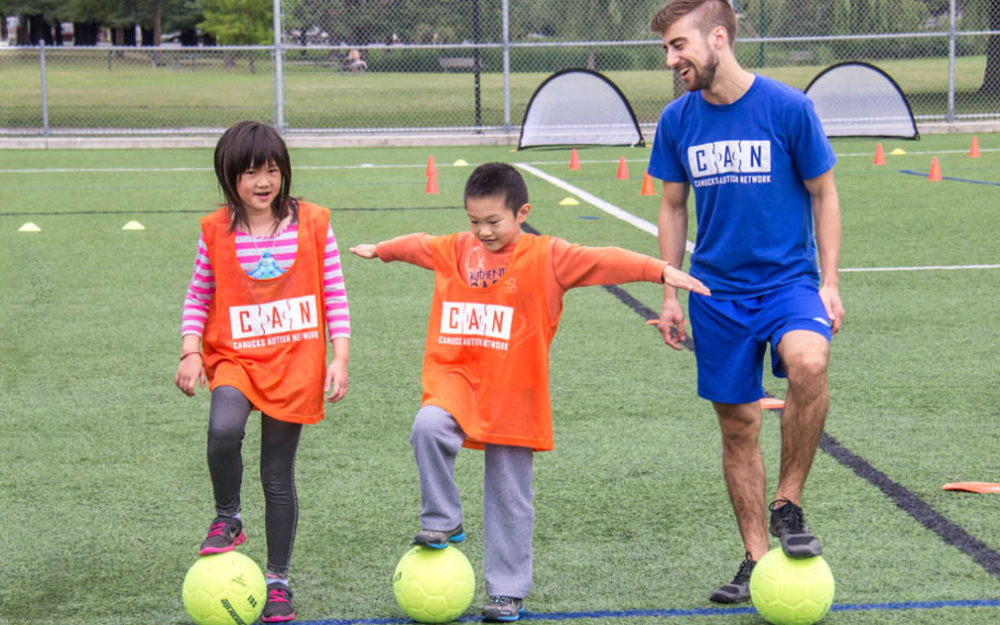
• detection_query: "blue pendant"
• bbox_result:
[248,249,286,279]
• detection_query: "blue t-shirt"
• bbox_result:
[647,75,836,298]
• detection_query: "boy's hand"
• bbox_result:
[349,244,378,259]
[662,265,711,296]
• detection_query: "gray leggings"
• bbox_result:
[410,405,535,598]
[207,385,302,577]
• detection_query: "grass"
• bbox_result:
[1,136,999,625]
[2,48,999,131]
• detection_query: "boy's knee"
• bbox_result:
[410,405,456,445]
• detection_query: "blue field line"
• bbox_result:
[296,598,1000,625]
[899,169,1000,186]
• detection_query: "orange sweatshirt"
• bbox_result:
[376,232,668,451]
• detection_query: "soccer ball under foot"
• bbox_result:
[749,548,835,625]
[393,545,475,623]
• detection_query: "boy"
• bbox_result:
[350,162,709,621]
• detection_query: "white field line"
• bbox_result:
[0,163,420,174]
[5,156,997,274]
[516,162,999,274]
[514,161,695,255]
[3,146,998,174]
[841,264,1000,272]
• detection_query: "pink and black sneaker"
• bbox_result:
[198,515,246,556]
[260,583,296,623]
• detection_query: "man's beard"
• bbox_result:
[681,52,719,91]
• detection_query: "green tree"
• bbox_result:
[199,0,271,44]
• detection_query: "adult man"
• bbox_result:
[647,0,845,604]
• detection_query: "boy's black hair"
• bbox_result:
[464,162,529,214]
[213,120,295,232]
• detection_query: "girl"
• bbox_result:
[174,121,350,623]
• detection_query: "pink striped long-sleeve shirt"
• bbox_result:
[181,221,351,340]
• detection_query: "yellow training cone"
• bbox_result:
[559,197,580,206]
[453,159,469,167]
[18,222,41,232]
[122,220,146,231]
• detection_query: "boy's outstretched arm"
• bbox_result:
[662,264,710,296]
[549,238,707,295]
[349,244,378,258]
[349,233,435,269]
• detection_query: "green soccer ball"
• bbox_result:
[393,545,475,623]
[749,548,835,625]
[182,552,267,625]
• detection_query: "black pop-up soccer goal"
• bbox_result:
[518,69,644,149]
[804,61,919,139]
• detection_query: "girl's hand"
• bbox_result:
[325,357,349,403]
[349,244,377,259]
[175,354,206,397]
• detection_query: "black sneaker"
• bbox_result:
[482,596,525,622]
[708,553,755,604]
[768,499,822,558]
[412,524,466,549]
[260,583,295,623]
[198,515,246,556]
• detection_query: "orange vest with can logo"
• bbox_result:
[201,202,329,424]
[421,232,562,451]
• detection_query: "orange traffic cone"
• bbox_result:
[569,148,580,170]
[425,155,439,194]
[616,156,629,180]
[928,157,942,182]
[873,142,886,166]
[640,172,657,196]
[969,135,981,158]
[425,156,439,194]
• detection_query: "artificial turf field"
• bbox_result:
[1,134,998,625]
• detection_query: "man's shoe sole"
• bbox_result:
[780,543,823,558]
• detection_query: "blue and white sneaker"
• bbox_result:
[482,596,524,622]
[483,595,524,623]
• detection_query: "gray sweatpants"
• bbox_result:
[410,405,534,599]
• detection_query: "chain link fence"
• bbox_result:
[2,0,1000,140]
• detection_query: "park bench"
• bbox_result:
[788,50,815,64]
[438,56,475,71]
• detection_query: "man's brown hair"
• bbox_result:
[650,0,737,47]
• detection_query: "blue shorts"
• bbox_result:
[688,283,832,404]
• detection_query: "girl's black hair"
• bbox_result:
[213,121,296,232]
[464,162,529,214]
